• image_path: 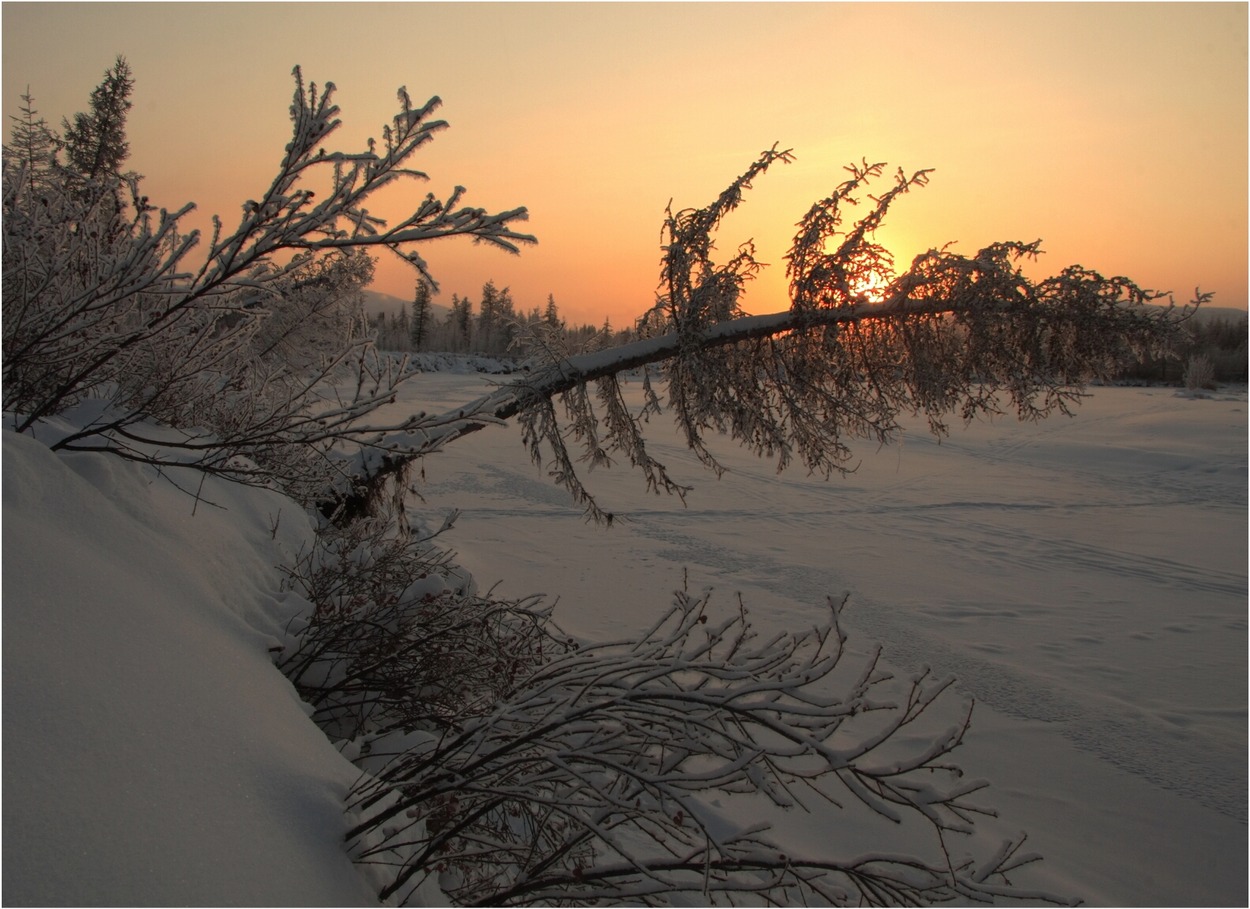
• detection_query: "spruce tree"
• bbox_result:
[477,280,499,353]
[3,89,58,192]
[495,285,516,354]
[62,55,134,180]
[543,293,561,329]
[410,280,432,351]
[448,294,472,351]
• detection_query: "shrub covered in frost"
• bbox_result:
[282,515,1064,905]
[278,510,560,742]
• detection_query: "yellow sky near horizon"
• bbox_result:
[3,2,1246,325]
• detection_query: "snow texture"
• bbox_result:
[384,375,1249,907]
[3,376,1246,906]
[2,426,375,906]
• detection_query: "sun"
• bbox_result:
[849,270,890,304]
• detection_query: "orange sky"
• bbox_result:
[4,2,1247,325]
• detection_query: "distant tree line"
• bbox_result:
[378,284,1244,383]
[372,279,634,357]
[1114,313,1247,385]
[375,279,1243,385]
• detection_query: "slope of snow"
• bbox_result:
[3,378,1245,906]
[2,426,375,906]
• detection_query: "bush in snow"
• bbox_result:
[1183,353,1217,392]
[274,500,1062,905]
[333,567,1060,905]
[278,509,561,742]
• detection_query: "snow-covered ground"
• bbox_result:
[386,375,1248,907]
[3,420,377,906]
[4,377,1245,906]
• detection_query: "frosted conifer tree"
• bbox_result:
[544,292,562,329]
[410,279,433,351]
[62,55,134,180]
[3,66,534,498]
[3,90,57,194]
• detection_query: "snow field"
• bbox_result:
[391,375,1248,907]
[3,378,1245,906]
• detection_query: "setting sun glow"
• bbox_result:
[851,271,891,305]
[3,3,1245,325]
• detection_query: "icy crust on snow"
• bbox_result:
[2,428,376,906]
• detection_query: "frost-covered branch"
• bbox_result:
[277,514,560,741]
[3,67,532,498]
[323,213,1194,521]
[339,586,1067,906]
[276,419,1071,906]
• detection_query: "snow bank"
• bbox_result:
[406,352,516,375]
[2,428,374,906]
[4,379,1244,906]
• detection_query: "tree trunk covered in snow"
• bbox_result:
[314,149,1193,523]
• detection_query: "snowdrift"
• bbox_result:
[2,427,374,906]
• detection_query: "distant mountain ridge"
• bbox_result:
[363,289,451,322]
[1187,305,1246,323]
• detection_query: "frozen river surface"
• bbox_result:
[385,375,1247,906]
